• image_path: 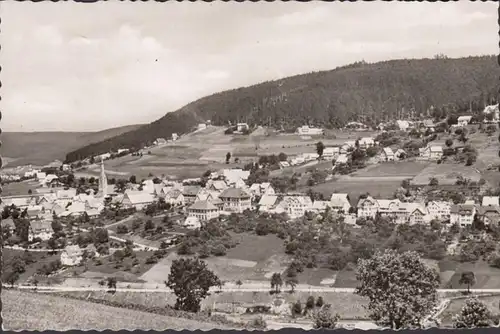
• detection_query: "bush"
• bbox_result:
[316,296,324,308]
[211,244,227,256]
[117,225,129,234]
[291,301,302,317]
[306,296,315,309]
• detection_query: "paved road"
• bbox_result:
[3,246,63,252]
[8,284,500,294]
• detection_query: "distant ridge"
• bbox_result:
[65,55,499,163]
[2,124,143,167]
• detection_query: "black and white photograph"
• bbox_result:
[1,0,500,331]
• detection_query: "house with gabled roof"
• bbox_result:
[207,180,228,192]
[164,189,184,206]
[426,201,451,221]
[482,196,499,207]
[122,192,156,210]
[311,200,331,213]
[258,194,278,212]
[28,221,53,241]
[183,216,201,229]
[61,245,84,266]
[330,193,351,213]
[219,187,252,213]
[182,186,201,205]
[357,196,378,219]
[274,195,313,219]
[188,200,220,222]
[1,217,16,234]
[450,204,476,227]
[419,145,443,161]
[381,147,395,162]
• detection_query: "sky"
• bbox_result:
[1,1,498,132]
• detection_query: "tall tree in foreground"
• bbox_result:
[316,141,325,160]
[453,297,493,328]
[225,152,231,164]
[355,249,440,329]
[458,271,476,294]
[270,272,283,294]
[166,258,221,312]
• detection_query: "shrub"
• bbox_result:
[316,296,324,308]
[211,244,227,256]
[291,301,302,317]
[306,296,315,309]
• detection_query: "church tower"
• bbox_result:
[98,158,108,198]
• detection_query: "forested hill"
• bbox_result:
[65,55,499,162]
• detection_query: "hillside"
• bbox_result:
[2,124,143,167]
[65,56,499,162]
[1,289,229,331]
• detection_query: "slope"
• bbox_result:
[65,56,500,163]
[2,124,143,167]
[1,289,230,331]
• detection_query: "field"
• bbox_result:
[411,163,482,186]
[2,125,143,167]
[140,233,291,283]
[351,161,429,178]
[0,179,41,196]
[439,294,500,326]
[1,289,226,331]
[2,249,61,283]
[53,290,369,320]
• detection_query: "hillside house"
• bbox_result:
[28,221,53,241]
[334,154,349,166]
[406,204,429,225]
[483,104,499,123]
[182,186,202,205]
[249,183,275,197]
[357,196,379,219]
[359,137,375,149]
[236,123,249,132]
[61,245,84,266]
[183,216,201,229]
[311,200,330,213]
[164,189,184,206]
[322,147,340,160]
[457,116,473,127]
[482,196,499,207]
[279,161,290,169]
[188,200,220,222]
[122,192,156,210]
[450,204,476,227]
[426,201,451,221]
[207,180,228,192]
[154,138,167,145]
[172,133,179,141]
[296,125,324,136]
[381,147,395,162]
[291,156,306,166]
[419,145,443,161]
[197,123,207,131]
[258,194,278,212]
[36,172,47,181]
[330,193,351,213]
[275,195,313,219]
[219,187,252,213]
[476,206,500,226]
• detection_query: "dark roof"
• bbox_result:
[477,205,500,215]
[219,187,250,199]
[450,204,476,214]
[183,186,201,196]
[189,200,218,211]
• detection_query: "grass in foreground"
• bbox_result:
[2,289,231,331]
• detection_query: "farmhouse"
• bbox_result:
[154,138,167,146]
[311,200,331,213]
[249,183,275,197]
[163,189,184,206]
[359,137,375,149]
[258,194,278,212]
[279,161,290,169]
[172,133,178,141]
[275,195,313,219]
[457,115,473,127]
[182,186,202,204]
[357,196,378,219]
[476,206,500,226]
[236,123,249,132]
[296,125,324,136]
[450,204,476,227]
[330,193,351,213]
[28,221,53,241]
[322,147,340,160]
[219,187,252,213]
[482,196,499,207]
[426,201,451,221]
[335,154,349,165]
[207,180,228,192]
[188,200,220,222]
[197,123,207,131]
[381,147,395,162]
[61,245,84,266]
[419,145,443,161]
[122,192,156,210]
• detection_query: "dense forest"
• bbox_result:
[65,56,499,163]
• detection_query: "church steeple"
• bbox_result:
[99,158,108,198]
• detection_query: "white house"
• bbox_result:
[419,145,443,161]
[172,133,179,141]
[296,125,324,136]
[311,200,331,213]
[483,104,499,123]
[482,196,499,207]
[188,200,220,222]
[61,245,84,266]
[335,154,349,165]
[258,194,279,212]
[322,147,340,160]
[28,221,53,241]
[359,137,375,149]
[330,193,351,213]
[426,201,451,221]
[122,192,156,210]
[357,196,379,219]
[381,147,395,162]
[450,204,476,227]
[197,123,207,131]
[154,138,167,146]
[223,169,250,185]
[275,195,313,219]
[457,115,473,127]
[396,120,410,131]
[219,187,252,213]
[236,123,249,132]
